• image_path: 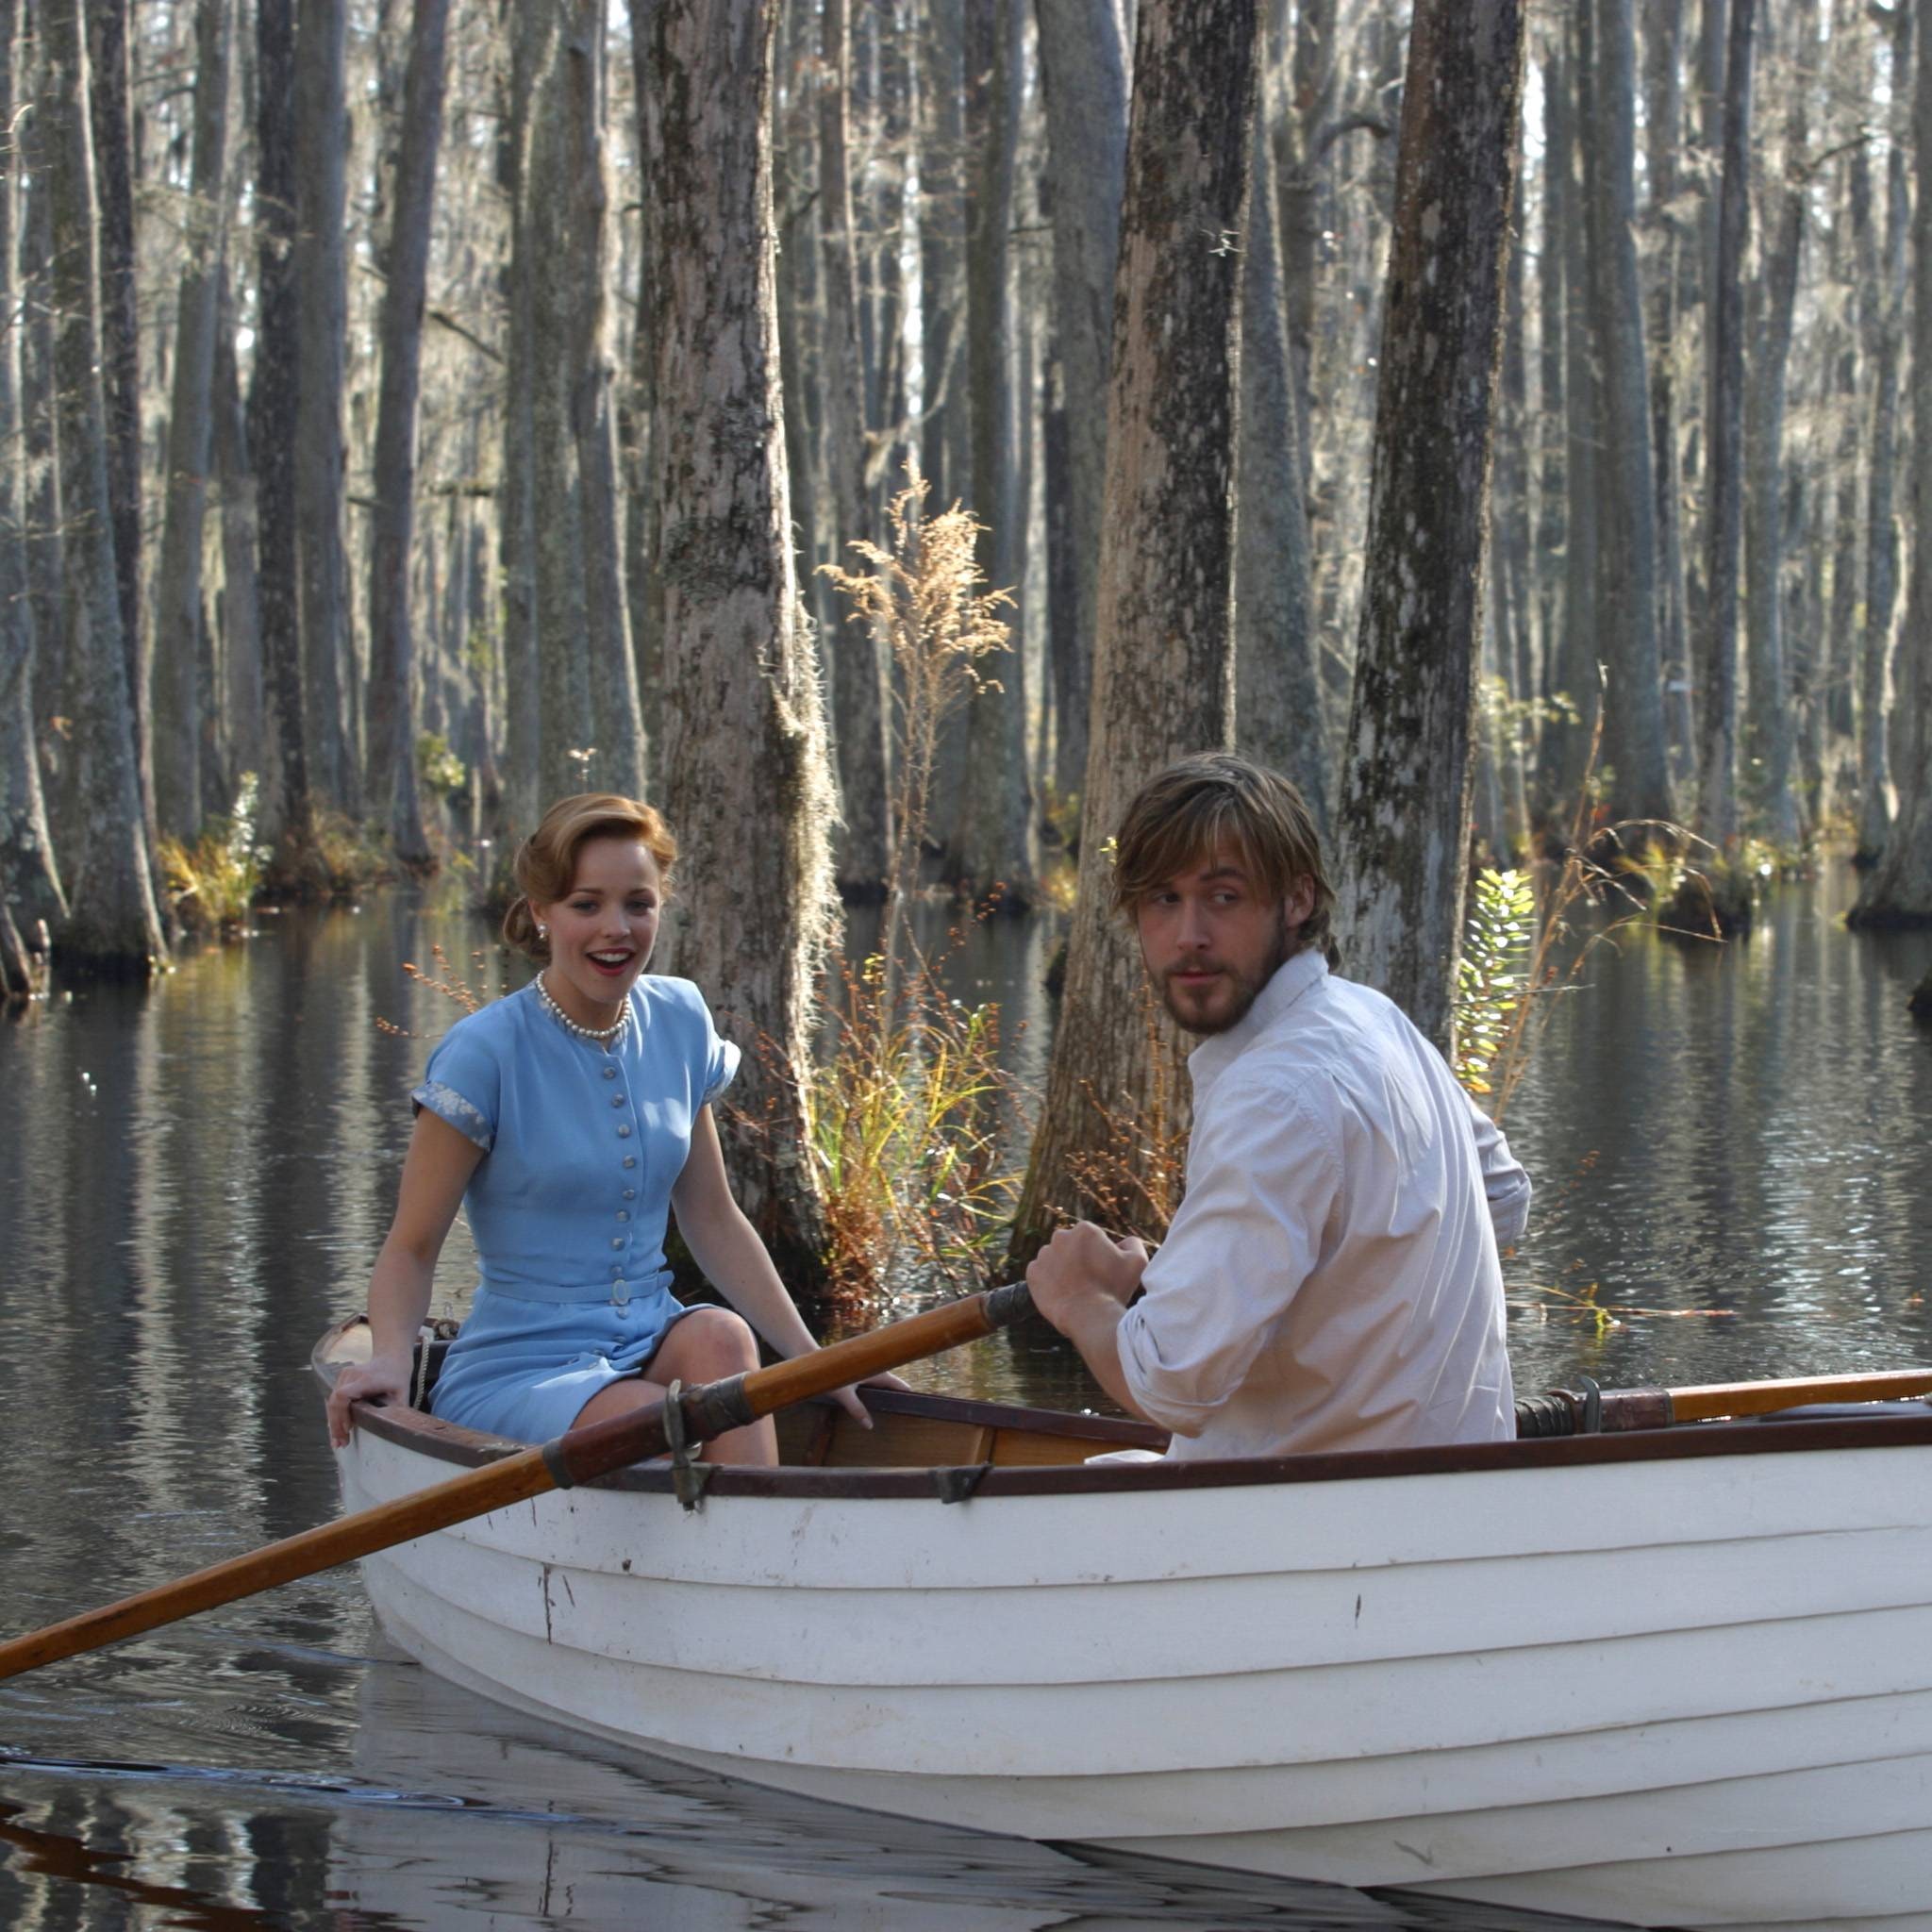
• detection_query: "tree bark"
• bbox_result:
[918,0,969,509]
[293,0,357,814]
[250,0,308,838]
[1035,0,1129,806]
[1332,0,1526,1049]
[958,0,1039,907]
[154,0,231,840]
[212,267,265,815]
[1695,0,1756,848]
[1740,9,1807,850]
[365,0,452,868]
[1857,1,1909,868]
[1011,0,1259,1256]
[1642,0,1694,789]
[1853,0,1932,922]
[1589,0,1674,827]
[647,0,834,1276]
[86,0,146,843]
[498,0,540,828]
[0,0,60,928]
[1235,66,1324,824]
[820,0,891,899]
[40,0,167,971]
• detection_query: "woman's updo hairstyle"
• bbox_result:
[502,793,678,963]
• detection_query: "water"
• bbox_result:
[3,870,1930,1928]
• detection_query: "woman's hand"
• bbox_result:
[824,1371,911,1431]
[325,1352,411,1450]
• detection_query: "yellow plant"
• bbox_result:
[801,916,1027,1304]
[158,772,270,934]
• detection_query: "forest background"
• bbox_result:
[5,0,1931,1291]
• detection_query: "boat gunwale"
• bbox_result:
[311,1324,1932,1498]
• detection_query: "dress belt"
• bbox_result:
[475,1268,675,1307]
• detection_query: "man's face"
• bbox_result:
[1135,845,1314,1036]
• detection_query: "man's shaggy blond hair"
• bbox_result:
[1110,753,1335,958]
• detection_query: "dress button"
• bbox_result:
[622,1187,636,1200]
[616,1209,630,1223]
[623,1155,637,1169]
[617,1124,632,1139]
[602,1067,616,1080]
[610,1236,625,1250]
[610,1095,625,1108]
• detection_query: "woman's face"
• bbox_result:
[535,836,662,1022]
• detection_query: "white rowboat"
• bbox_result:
[315,1320,1932,1932]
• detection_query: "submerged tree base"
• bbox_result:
[1910,966,1932,1023]
[1846,901,1932,933]
[1659,861,1756,941]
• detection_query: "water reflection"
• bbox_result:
[3,1663,1599,1931]
[4,873,1931,1926]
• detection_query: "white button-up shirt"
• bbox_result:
[1117,949,1527,1458]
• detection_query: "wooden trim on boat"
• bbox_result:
[312,1324,1932,1498]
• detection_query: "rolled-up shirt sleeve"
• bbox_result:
[1464,1093,1530,1248]
[1117,1074,1338,1437]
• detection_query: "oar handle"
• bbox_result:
[0,1281,1037,1683]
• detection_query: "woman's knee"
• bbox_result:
[660,1306,758,1380]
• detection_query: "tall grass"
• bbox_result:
[158,772,270,934]
[802,915,1026,1302]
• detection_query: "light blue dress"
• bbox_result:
[411,974,740,1443]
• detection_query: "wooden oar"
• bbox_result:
[0,1281,1035,1683]
[1522,1365,1932,1436]
[1664,1367,1932,1423]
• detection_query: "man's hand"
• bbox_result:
[1026,1222,1148,1332]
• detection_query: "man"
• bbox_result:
[1027,753,1529,1457]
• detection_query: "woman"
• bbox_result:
[325,792,881,1462]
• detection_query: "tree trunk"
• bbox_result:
[647,0,834,1277]
[1332,0,1526,1049]
[820,0,891,899]
[1740,10,1806,850]
[498,0,540,828]
[1235,68,1324,824]
[250,0,308,839]
[0,0,60,928]
[1035,0,1129,806]
[1590,0,1674,827]
[1695,0,1756,848]
[1281,0,1337,507]
[86,0,147,844]
[1643,0,1695,789]
[958,0,1039,907]
[153,0,231,841]
[365,0,452,868]
[565,0,646,806]
[1535,24,1596,817]
[918,0,969,509]
[1857,2,1909,868]
[40,0,167,972]
[293,0,357,815]
[1853,0,1932,922]
[212,268,265,815]
[1011,0,1259,1257]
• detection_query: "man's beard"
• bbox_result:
[1158,905,1296,1037]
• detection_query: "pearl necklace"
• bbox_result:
[535,970,632,1047]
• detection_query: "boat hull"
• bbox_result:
[332,1405,1932,1932]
